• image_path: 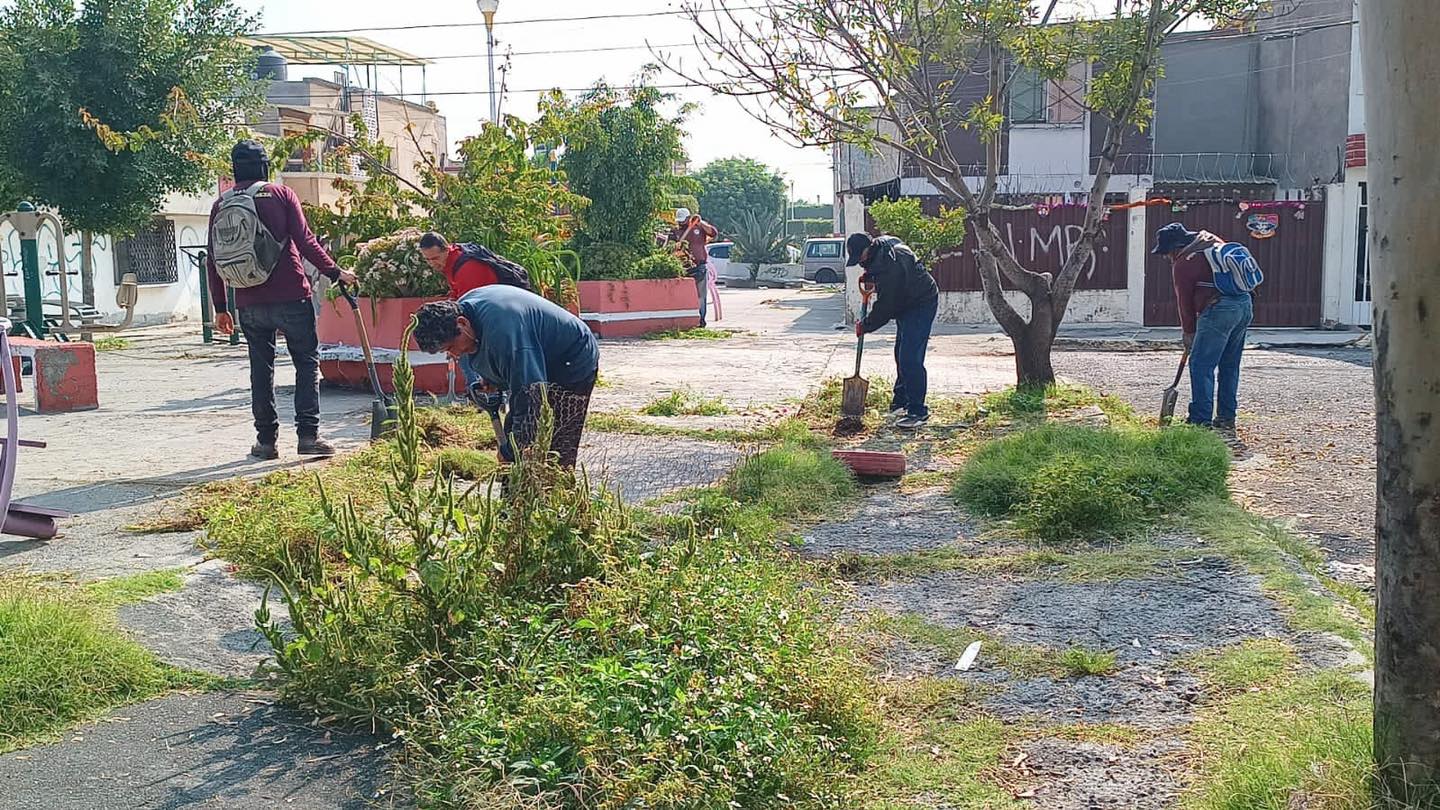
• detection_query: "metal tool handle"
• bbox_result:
[1170,346,1190,388]
[339,282,386,401]
[854,287,873,377]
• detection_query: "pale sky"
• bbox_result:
[239,0,839,202]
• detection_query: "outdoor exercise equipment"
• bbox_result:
[0,202,139,340]
[0,316,68,540]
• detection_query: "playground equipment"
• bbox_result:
[0,316,67,540]
[1,202,139,340]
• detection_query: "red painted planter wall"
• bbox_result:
[316,295,451,395]
[578,278,700,338]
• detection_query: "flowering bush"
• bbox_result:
[352,228,447,300]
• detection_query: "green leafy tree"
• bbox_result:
[868,198,968,268]
[539,71,695,255]
[0,0,260,304]
[671,0,1267,385]
[426,118,588,302]
[303,118,425,264]
[694,157,786,236]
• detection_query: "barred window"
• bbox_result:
[115,219,178,285]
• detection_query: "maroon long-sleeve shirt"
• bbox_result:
[206,180,342,313]
[1171,252,1214,334]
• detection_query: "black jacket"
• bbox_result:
[858,237,939,334]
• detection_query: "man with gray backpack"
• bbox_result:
[1152,222,1263,432]
[207,140,357,460]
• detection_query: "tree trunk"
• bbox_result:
[1011,291,1058,387]
[1365,0,1440,796]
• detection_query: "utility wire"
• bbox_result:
[257,6,768,36]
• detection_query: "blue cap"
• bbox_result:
[1151,222,1197,255]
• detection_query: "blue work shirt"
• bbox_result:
[457,285,599,427]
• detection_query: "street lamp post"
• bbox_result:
[477,0,500,124]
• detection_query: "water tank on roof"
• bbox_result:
[254,47,288,82]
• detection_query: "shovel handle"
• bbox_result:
[1170,346,1190,388]
[854,290,872,377]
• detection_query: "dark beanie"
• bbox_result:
[231,139,270,182]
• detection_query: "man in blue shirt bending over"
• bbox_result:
[413,286,599,468]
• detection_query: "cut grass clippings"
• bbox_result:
[954,423,1229,542]
[640,387,730,417]
[93,336,131,352]
[836,542,1180,583]
[865,613,1112,680]
[0,571,210,752]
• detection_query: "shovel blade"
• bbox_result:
[841,374,870,420]
[1158,387,1179,426]
[370,399,397,441]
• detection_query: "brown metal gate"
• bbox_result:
[1144,201,1326,327]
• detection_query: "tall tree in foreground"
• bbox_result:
[1363,0,1440,799]
[668,0,1263,385]
[694,157,786,236]
[0,0,259,302]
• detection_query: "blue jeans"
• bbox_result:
[690,262,709,325]
[890,297,938,418]
[1188,295,1253,426]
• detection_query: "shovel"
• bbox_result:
[1159,346,1191,426]
[337,284,397,441]
[839,288,873,427]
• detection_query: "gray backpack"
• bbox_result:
[212,183,285,288]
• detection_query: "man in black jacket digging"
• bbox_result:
[848,233,940,429]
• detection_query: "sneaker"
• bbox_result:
[895,414,931,430]
[887,406,908,419]
[249,441,279,461]
[297,436,336,457]
[1213,419,1237,432]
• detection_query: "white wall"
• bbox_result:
[1348,0,1366,136]
[1008,125,1088,180]
[937,289,1131,325]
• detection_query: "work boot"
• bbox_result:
[249,441,279,461]
[297,436,336,457]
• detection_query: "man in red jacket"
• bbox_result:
[419,231,503,299]
[208,140,356,460]
[1152,222,1254,431]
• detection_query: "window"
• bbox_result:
[1009,63,1087,126]
[114,218,178,286]
[708,243,731,260]
[806,240,843,259]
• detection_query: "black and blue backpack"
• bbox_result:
[1201,242,1264,297]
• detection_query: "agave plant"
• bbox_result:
[731,211,796,280]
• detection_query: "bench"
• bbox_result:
[8,337,97,413]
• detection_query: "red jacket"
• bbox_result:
[443,245,500,299]
[1170,235,1224,333]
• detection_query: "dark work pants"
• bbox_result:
[890,297,939,419]
[238,299,322,443]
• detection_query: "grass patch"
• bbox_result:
[1183,638,1297,693]
[856,712,1024,809]
[897,470,954,493]
[867,613,1064,678]
[725,436,854,520]
[587,410,806,444]
[1058,647,1118,677]
[641,326,738,340]
[414,403,497,449]
[954,423,1229,542]
[1184,499,1371,653]
[224,347,878,807]
[979,383,1134,425]
[1184,668,1375,810]
[836,542,1177,583]
[639,387,730,417]
[432,447,499,481]
[93,336,131,352]
[0,572,207,752]
[798,375,894,431]
[83,569,186,608]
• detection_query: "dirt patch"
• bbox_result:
[985,668,1203,728]
[117,560,285,678]
[580,434,741,503]
[0,691,394,809]
[1015,737,1186,810]
[797,488,986,558]
[854,560,1289,664]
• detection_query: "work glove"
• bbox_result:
[469,381,505,416]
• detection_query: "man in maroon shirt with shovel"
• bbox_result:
[207,140,357,460]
